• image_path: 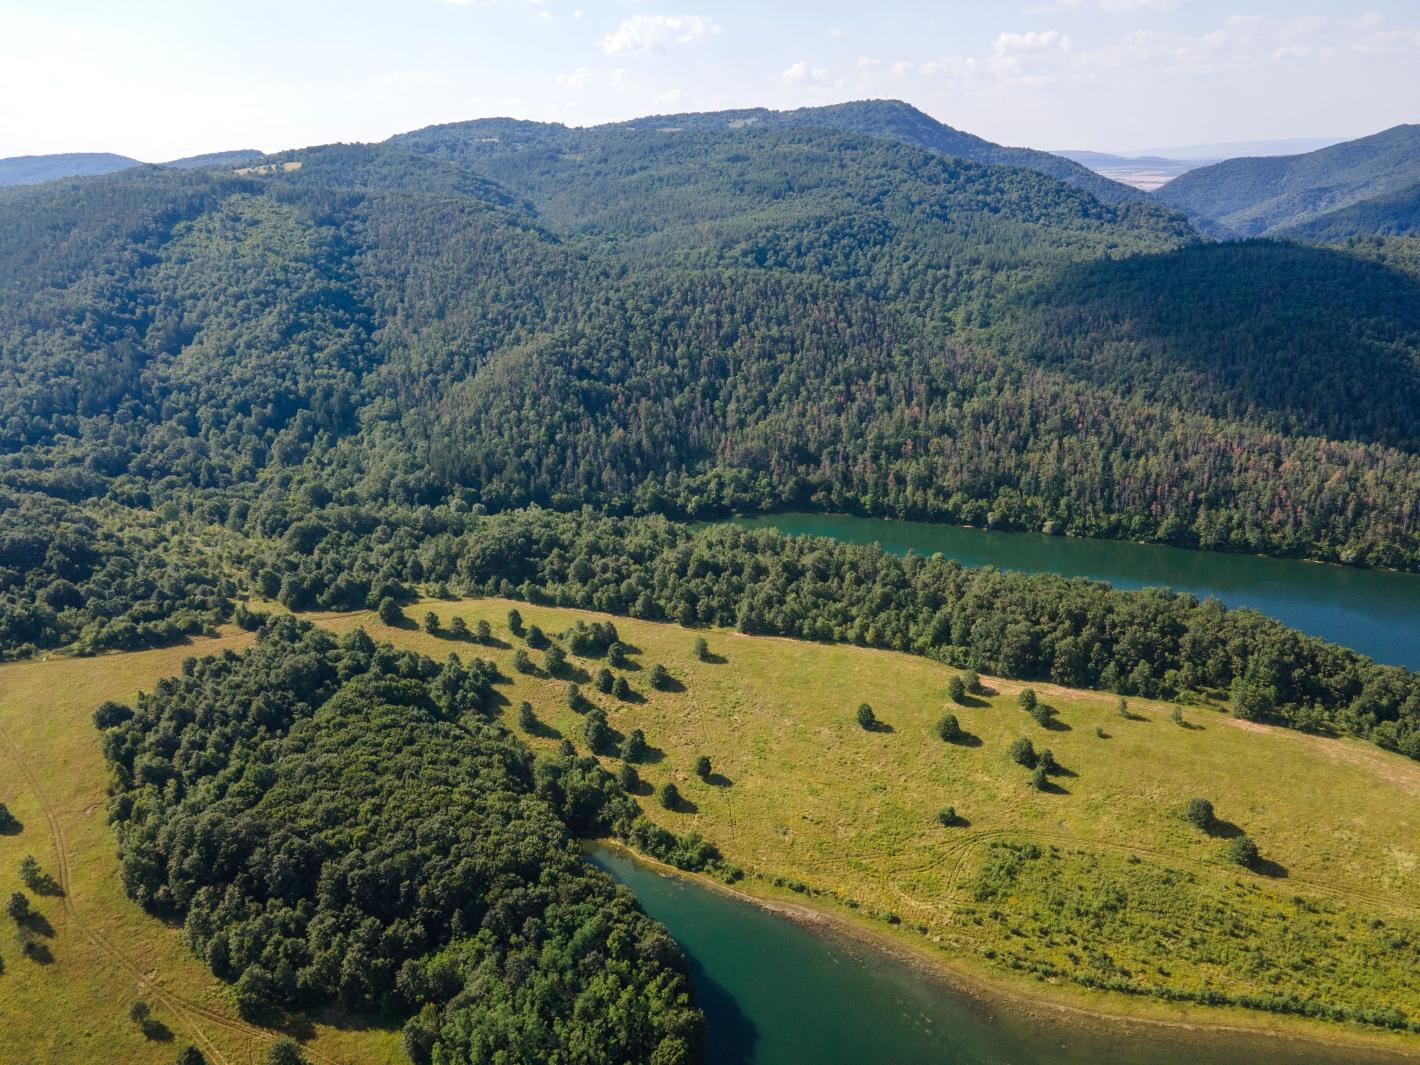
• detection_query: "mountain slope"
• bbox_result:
[1279,180,1420,240]
[1155,124,1420,236]
[3,113,1420,570]
[0,151,142,186]
[393,99,1144,205]
[162,148,265,169]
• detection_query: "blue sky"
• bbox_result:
[2,0,1417,159]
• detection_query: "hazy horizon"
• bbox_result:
[3,1,1417,161]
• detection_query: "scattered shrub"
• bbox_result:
[856,703,877,730]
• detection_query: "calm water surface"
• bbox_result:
[728,514,1420,670]
[590,845,1414,1065]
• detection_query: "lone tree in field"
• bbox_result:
[613,676,632,700]
[177,1046,209,1065]
[620,728,649,763]
[1037,748,1058,774]
[936,713,961,743]
[659,782,682,810]
[1008,737,1038,768]
[507,608,524,635]
[1018,688,1038,713]
[1028,702,1056,728]
[377,597,404,626]
[448,616,470,640]
[129,1001,152,1027]
[476,618,492,643]
[937,806,958,827]
[1116,696,1131,719]
[264,1039,309,1065]
[595,667,614,693]
[7,890,29,923]
[517,701,537,731]
[512,648,533,674]
[545,644,566,674]
[0,801,16,831]
[618,762,640,792]
[1030,764,1049,791]
[422,611,440,635]
[947,676,966,704]
[1185,797,1215,831]
[1171,706,1186,727]
[527,624,548,649]
[856,703,877,730]
[693,637,710,661]
[694,755,712,779]
[963,670,981,694]
[18,854,42,890]
[1229,835,1260,868]
[566,682,585,712]
[649,663,672,690]
[583,709,611,754]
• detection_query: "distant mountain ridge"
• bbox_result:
[0,148,265,186]
[0,152,141,186]
[1155,124,1420,237]
[393,99,1144,206]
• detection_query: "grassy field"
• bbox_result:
[3,598,1418,1061]
[0,631,405,1065]
[314,598,1420,1039]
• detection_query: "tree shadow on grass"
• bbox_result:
[955,694,990,709]
[943,814,973,829]
[1037,780,1071,796]
[639,745,667,766]
[697,651,729,665]
[665,794,699,815]
[705,772,734,788]
[653,676,686,693]
[863,721,895,734]
[1251,857,1289,879]
[1206,819,1245,841]
[527,719,562,741]
[1038,715,1072,732]
[949,731,983,749]
[28,874,63,898]
[23,912,55,938]
[139,1019,173,1042]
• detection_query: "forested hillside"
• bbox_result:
[3,102,1420,765]
[1280,181,1420,240]
[1156,124,1420,236]
[392,99,1142,205]
[100,616,708,1063]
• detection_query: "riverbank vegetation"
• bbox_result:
[100,617,708,1064]
[317,598,1420,1038]
[251,510,1420,762]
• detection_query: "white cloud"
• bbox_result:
[555,66,593,90]
[653,88,687,108]
[780,60,829,86]
[599,14,721,57]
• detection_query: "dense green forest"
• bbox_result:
[2,101,1420,758]
[4,113,1420,571]
[239,507,1420,761]
[1156,123,1420,237]
[100,616,713,1064]
[1280,181,1420,240]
